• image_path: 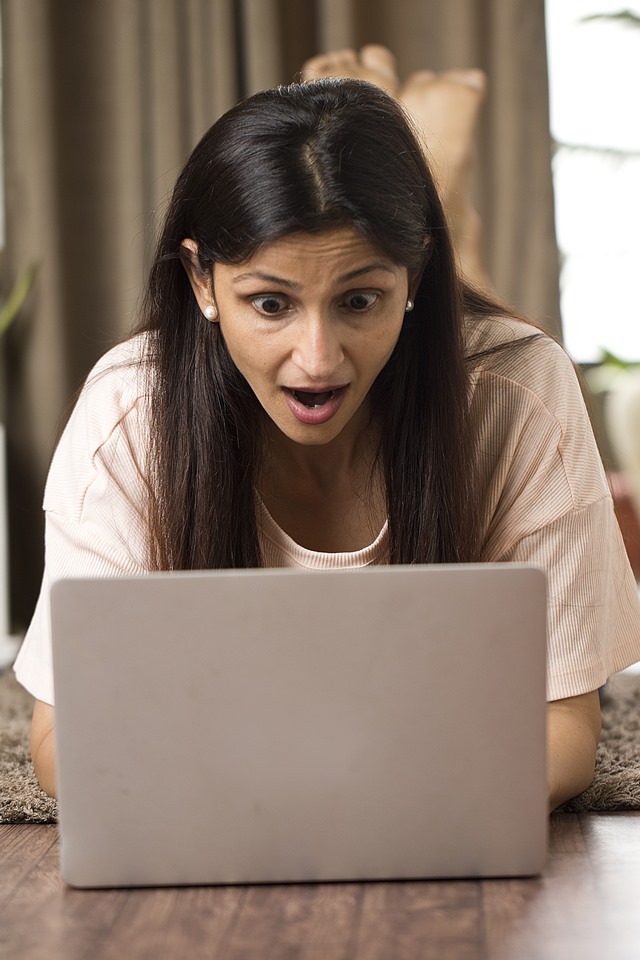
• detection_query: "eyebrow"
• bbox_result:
[231,262,397,289]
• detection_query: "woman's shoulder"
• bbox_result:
[43,333,153,518]
[83,331,152,390]
[463,314,577,402]
[464,313,559,359]
[465,314,610,531]
[73,332,153,424]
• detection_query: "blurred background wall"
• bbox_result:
[1,0,558,627]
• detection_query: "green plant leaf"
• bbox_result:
[0,263,39,337]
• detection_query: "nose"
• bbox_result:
[291,315,345,381]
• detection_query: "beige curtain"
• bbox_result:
[1,0,559,626]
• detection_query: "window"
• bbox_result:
[546,1,640,362]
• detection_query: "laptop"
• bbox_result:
[50,563,548,888]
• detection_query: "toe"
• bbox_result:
[357,44,399,94]
[301,53,329,80]
[441,69,487,94]
[406,69,437,84]
[400,69,437,97]
[360,44,397,74]
[302,49,358,81]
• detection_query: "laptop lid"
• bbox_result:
[51,564,547,887]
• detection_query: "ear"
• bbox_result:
[181,239,214,315]
[408,239,433,300]
[408,265,425,302]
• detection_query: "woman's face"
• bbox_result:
[188,226,411,447]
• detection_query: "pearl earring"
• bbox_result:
[405,299,415,312]
[204,304,218,321]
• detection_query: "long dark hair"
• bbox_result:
[137,78,501,570]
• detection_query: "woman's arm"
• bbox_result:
[31,700,57,799]
[547,689,601,812]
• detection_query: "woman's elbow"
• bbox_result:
[547,689,601,811]
[30,700,57,799]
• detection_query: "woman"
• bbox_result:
[14,51,640,807]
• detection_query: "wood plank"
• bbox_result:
[578,812,640,959]
[0,823,57,912]
[94,884,246,960]
[355,880,482,960]
[3,814,640,960]
[219,882,361,960]
[1,828,129,960]
[578,811,640,865]
[482,814,609,960]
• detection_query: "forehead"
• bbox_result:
[228,226,398,275]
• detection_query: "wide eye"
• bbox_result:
[251,295,288,316]
[344,291,379,311]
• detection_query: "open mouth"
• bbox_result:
[283,385,348,424]
[291,389,337,409]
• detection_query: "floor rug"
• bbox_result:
[2,669,639,822]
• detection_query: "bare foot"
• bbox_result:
[399,69,485,197]
[400,68,490,289]
[302,45,400,97]
[301,47,491,290]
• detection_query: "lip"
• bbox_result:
[282,385,349,425]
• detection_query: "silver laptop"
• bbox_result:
[50,564,548,888]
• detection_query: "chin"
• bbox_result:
[276,418,349,446]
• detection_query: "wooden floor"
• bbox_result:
[1,813,639,960]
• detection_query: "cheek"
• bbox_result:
[367,321,404,363]
[220,326,278,382]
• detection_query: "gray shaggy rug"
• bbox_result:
[1,669,639,822]
[1,669,58,822]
